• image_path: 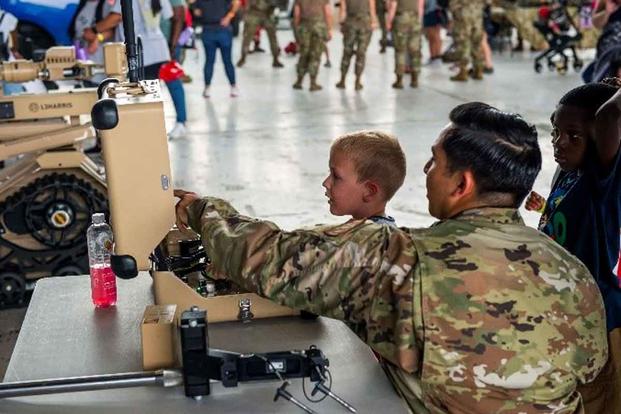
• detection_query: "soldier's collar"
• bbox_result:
[451,208,523,225]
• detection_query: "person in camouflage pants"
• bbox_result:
[237,0,284,68]
[292,0,333,91]
[498,0,548,51]
[175,102,608,413]
[449,0,486,81]
[387,0,424,88]
[336,0,378,90]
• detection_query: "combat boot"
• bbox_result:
[392,75,403,89]
[354,76,363,91]
[310,76,322,91]
[410,72,418,88]
[336,73,346,89]
[450,67,468,82]
[237,53,247,68]
[272,57,284,68]
[293,75,304,90]
[470,66,484,80]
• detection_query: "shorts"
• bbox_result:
[423,8,447,28]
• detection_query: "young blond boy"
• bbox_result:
[322,130,406,226]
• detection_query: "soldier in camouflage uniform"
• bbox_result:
[292,0,333,91]
[175,102,608,413]
[237,0,284,68]
[387,0,424,88]
[335,0,378,90]
[495,0,548,51]
[376,0,389,53]
[449,0,486,81]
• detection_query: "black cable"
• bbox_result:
[302,368,332,403]
[255,354,286,383]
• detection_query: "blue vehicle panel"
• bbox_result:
[0,0,79,46]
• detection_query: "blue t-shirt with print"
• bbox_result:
[540,149,621,332]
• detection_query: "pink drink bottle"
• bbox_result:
[86,213,117,307]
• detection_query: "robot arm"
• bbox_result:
[0,44,127,84]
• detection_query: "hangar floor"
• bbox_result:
[1,29,588,378]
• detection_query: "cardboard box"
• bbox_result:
[152,271,299,323]
[141,304,177,370]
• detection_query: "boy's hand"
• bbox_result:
[174,189,199,231]
[525,191,546,213]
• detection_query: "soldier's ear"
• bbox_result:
[452,169,476,199]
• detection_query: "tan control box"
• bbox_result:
[152,271,299,323]
[141,304,177,370]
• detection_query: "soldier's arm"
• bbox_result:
[323,1,334,38]
[293,2,301,26]
[340,0,347,23]
[185,196,420,372]
[571,266,609,385]
[386,0,397,30]
[417,0,423,21]
[369,0,378,28]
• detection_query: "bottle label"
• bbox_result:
[97,233,114,253]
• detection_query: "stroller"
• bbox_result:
[533,0,589,74]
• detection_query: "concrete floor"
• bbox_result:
[1,29,589,379]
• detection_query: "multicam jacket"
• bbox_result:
[186,197,607,413]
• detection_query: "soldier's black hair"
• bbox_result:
[558,79,621,118]
[443,102,541,205]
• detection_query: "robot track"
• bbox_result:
[0,172,108,308]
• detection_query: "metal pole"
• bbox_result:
[120,0,140,82]
[313,381,357,413]
[0,370,183,398]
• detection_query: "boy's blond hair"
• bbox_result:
[331,131,406,201]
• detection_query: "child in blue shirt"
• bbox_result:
[322,131,406,227]
[526,78,621,413]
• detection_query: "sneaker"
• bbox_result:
[202,86,210,98]
[424,57,442,66]
[168,122,187,140]
[230,86,239,97]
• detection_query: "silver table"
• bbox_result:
[2,273,408,413]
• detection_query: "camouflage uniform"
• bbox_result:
[392,0,422,86]
[187,198,608,413]
[240,0,280,62]
[497,1,548,50]
[294,0,330,86]
[338,0,373,88]
[450,0,485,78]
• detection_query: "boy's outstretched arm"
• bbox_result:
[181,195,420,374]
[594,84,621,170]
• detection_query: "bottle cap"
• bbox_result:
[92,212,105,224]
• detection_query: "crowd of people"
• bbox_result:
[3,1,617,134]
